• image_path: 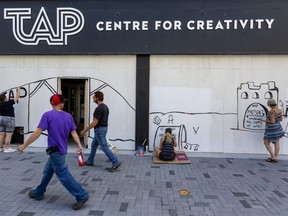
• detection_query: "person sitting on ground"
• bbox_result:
[154,128,177,161]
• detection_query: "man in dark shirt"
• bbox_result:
[80,91,121,172]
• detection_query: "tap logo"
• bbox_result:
[4,7,84,45]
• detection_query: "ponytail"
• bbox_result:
[165,132,172,143]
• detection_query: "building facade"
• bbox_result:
[1,0,288,155]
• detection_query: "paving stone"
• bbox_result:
[0,148,288,215]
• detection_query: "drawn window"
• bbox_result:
[264,91,273,99]
[252,92,259,99]
[241,92,248,99]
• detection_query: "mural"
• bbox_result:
[236,81,278,131]
[3,77,287,153]
[150,85,232,153]
[151,114,200,152]
[149,81,288,153]
[235,81,288,137]
[1,76,136,149]
[88,77,135,149]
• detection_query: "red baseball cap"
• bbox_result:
[50,94,65,105]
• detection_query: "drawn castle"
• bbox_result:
[237,81,278,131]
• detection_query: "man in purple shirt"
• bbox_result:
[18,94,89,210]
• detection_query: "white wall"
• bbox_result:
[2,55,288,155]
[0,56,136,149]
[150,55,288,155]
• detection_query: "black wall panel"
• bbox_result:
[135,55,149,150]
[0,0,287,54]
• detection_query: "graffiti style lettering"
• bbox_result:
[246,110,265,117]
[19,87,27,98]
[193,127,199,134]
[7,87,27,101]
[4,7,84,45]
[168,114,174,124]
[153,116,162,125]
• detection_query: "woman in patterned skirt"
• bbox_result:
[262,99,284,163]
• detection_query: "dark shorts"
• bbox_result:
[0,116,15,133]
[159,151,176,161]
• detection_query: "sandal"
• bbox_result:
[266,158,278,163]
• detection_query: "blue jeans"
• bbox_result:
[33,153,89,202]
[87,127,119,166]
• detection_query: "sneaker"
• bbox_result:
[111,162,121,172]
[0,147,3,152]
[72,194,90,210]
[29,190,44,201]
[4,148,16,153]
[84,161,94,166]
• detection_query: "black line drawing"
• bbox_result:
[150,110,238,152]
[151,112,203,152]
[235,81,279,131]
[4,78,288,152]
[149,81,288,153]
[1,76,136,147]
[153,125,188,150]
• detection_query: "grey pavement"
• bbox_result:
[1,146,288,216]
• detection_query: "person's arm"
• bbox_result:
[80,118,98,136]
[267,111,275,124]
[17,127,43,152]
[13,87,20,103]
[159,137,164,149]
[261,110,275,124]
[173,138,177,148]
[280,110,284,121]
[71,130,83,154]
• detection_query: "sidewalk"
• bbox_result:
[0,146,288,216]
